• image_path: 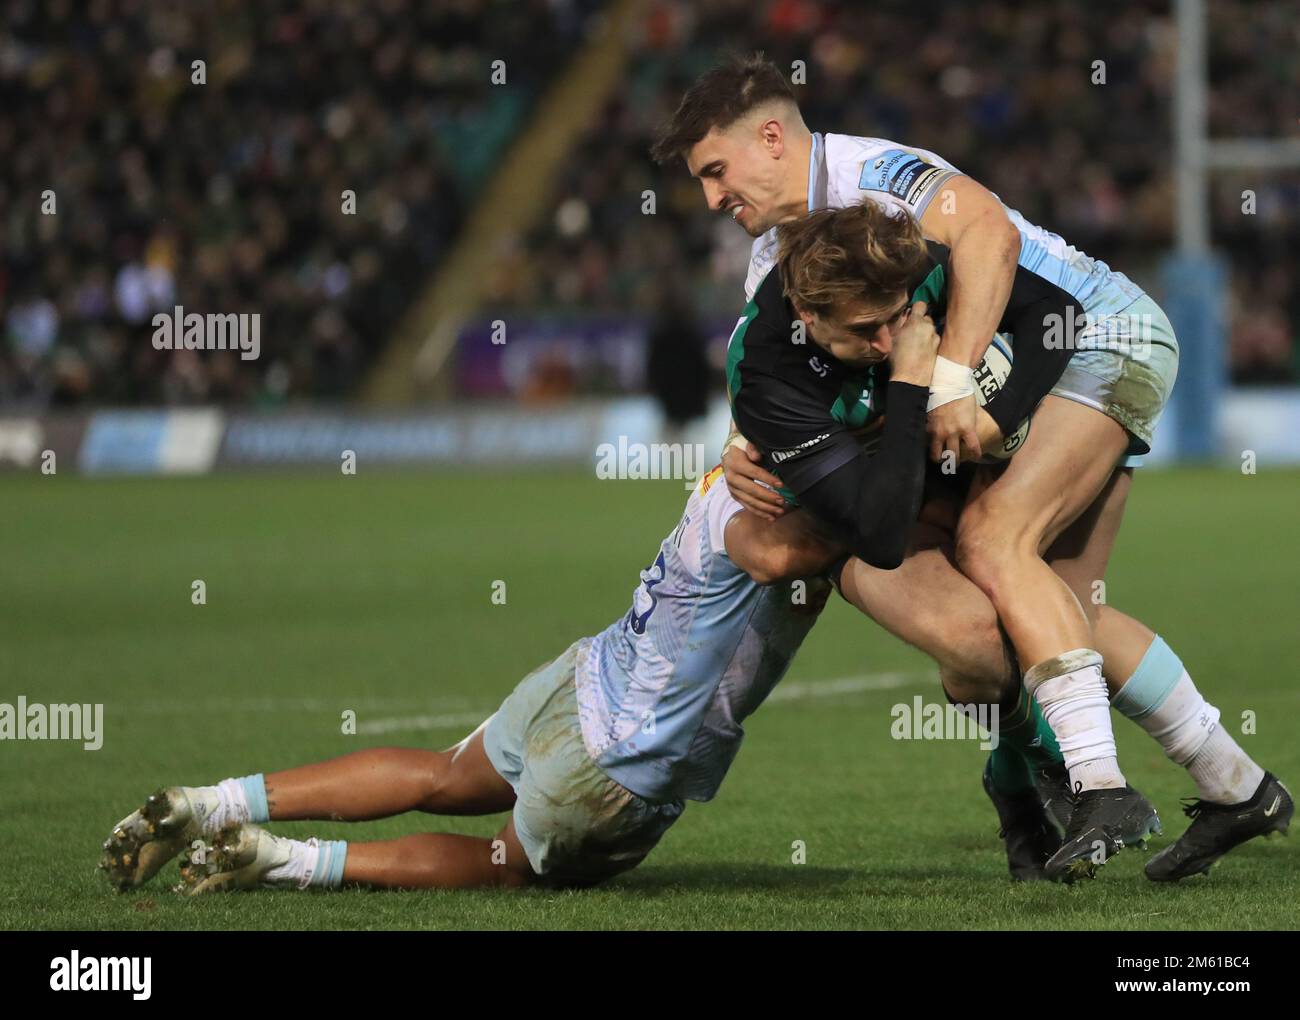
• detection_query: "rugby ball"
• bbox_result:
[972,334,1030,462]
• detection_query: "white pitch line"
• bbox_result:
[357,711,489,736]
[109,696,476,716]
[91,671,937,735]
[768,670,934,702]
[356,670,937,736]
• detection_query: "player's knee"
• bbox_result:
[419,752,459,812]
[935,611,1011,701]
[942,669,1001,706]
[955,506,1025,605]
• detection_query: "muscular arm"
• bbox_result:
[724,508,843,586]
[918,176,1021,460]
[919,175,1021,370]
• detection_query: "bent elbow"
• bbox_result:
[742,562,780,586]
[1000,217,1022,260]
[739,547,788,586]
[864,550,905,571]
[854,535,905,571]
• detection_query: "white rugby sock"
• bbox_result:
[1112,637,1263,804]
[1186,726,1265,805]
[264,836,348,889]
[1025,649,1125,791]
[187,775,268,835]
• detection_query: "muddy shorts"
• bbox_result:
[1049,293,1180,466]
[483,640,685,887]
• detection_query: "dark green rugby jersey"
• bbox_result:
[726,240,1077,501]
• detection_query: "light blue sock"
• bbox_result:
[239,774,271,823]
[1111,634,1262,801]
[310,840,348,888]
[1111,635,1183,720]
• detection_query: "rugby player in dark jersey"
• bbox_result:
[733,202,1159,878]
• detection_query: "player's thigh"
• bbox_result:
[431,720,518,815]
[1046,467,1133,624]
[492,817,541,887]
[839,542,1012,693]
[960,395,1131,559]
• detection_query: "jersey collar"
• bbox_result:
[807,131,828,211]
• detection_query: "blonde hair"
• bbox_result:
[777,202,930,316]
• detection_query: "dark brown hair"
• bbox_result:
[650,52,797,164]
[777,203,930,316]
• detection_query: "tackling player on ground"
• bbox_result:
[101,468,864,893]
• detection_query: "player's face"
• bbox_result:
[800,294,912,368]
[685,122,787,237]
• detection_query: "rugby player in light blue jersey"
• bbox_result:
[100,290,946,893]
[652,53,1290,882]
[99,463,892,893]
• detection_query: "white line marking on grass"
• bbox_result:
[101,672,937,734]
[356,670,938,736]
[114,696,476,716]
[768,670,934,702]
[357,711,488,736]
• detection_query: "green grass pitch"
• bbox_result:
[1,466,1297,930]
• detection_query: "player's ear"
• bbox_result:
[758,113,784,157]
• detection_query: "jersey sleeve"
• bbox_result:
[703,470,746,556]
[780,382,931,570]
[852,147,961,221]
[744,231,780,302]
[732,365,863,496]
[982,269,1083,435]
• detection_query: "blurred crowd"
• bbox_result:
[492,0,1299,387]
[0,0,597,406]
[2,0,1296,408]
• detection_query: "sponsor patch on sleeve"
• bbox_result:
[858,148,955,212]
[769,433,832,465]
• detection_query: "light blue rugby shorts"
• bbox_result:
[1048,292,1180,468]
[482,639,685,887]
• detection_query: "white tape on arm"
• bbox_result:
[926,355,976,411]
[722,431,751,460]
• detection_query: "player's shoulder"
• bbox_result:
[744,229,779,301]
[695,465,745,554]
[824,133,962,211]
[825,133,960,174]
[674,466,747,574]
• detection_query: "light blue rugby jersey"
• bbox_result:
[746,133,1144,319]
[574,467,829,804]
